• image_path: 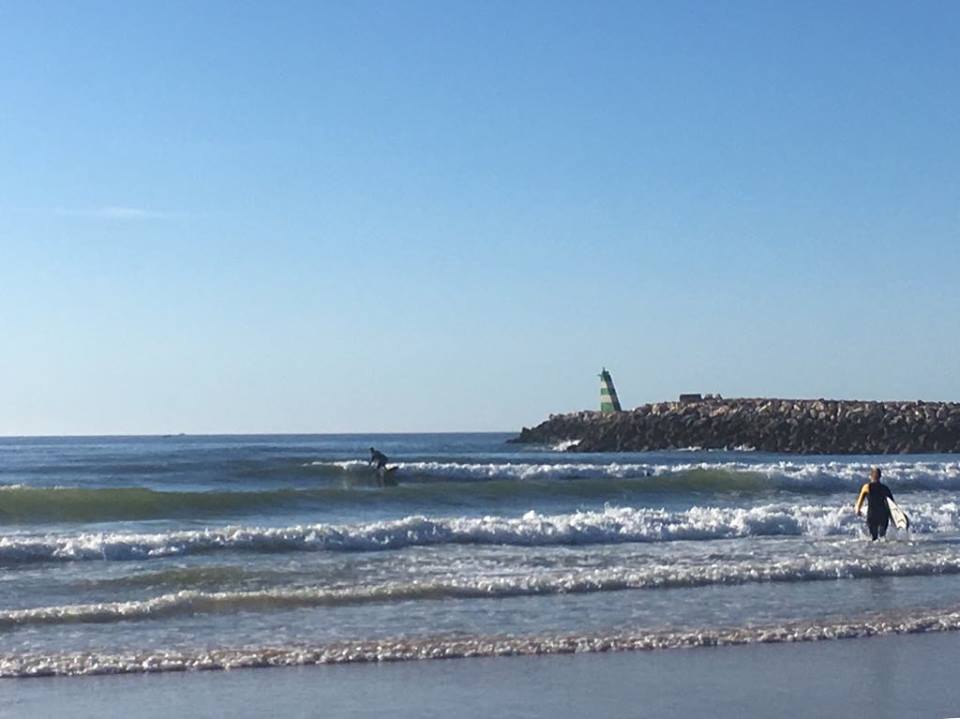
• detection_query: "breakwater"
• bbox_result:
[512,398,960,453]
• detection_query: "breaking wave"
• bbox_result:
[2,502,958,564]
[5,607,960,677]
[8,550,960,630]
[4,459,958,524]
[316,458,960,491]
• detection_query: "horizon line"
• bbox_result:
[0,430,517,440]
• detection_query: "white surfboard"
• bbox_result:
[887,498,909,531]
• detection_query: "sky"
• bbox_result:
[0,1,958,435]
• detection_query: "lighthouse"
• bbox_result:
[599,368,622,413]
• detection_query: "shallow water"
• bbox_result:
[1,433,958,677]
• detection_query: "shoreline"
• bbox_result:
[3,632,958,718]
[6,605,960,678]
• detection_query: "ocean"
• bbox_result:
[1,433,959,678]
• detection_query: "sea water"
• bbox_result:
[1,433,959,677]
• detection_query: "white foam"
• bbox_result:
[8,550,960,628]
[312,459,960,488]
[5,606,960,676]
[2,501,958,563]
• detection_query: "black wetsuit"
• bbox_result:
[370,449,388,470]
[866,481,894,540]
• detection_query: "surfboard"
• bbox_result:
[887,498,910,531]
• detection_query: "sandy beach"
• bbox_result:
[4,632,960,718]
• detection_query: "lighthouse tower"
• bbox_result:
[599,368,622,413]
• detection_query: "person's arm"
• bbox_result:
[854,484,869,515]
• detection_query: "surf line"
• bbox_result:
[6,606,960,677]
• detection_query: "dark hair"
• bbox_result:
[871,467,882,479]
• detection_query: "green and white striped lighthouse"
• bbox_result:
[599,368,622,413]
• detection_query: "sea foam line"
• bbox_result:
[8,551,960,629]
[319,459,960,489]
[5,608,960,677]
[2,502,958,564]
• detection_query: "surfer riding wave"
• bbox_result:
[369,447,397,487]
[369,447,388,470]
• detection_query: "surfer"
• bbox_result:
[854,467,895,540]
[369,447,397,487]
[369,447,388,471]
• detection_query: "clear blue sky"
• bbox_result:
[1,1,958,435]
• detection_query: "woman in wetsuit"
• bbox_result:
[854,467,894,540]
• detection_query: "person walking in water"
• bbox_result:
[369,447,388,471]
[854,467,895,540]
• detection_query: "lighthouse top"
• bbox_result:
[599,368,622,413]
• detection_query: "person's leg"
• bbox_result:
[878,517,889,538]
[868,522,879,541]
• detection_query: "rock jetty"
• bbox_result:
[511,398,960,454]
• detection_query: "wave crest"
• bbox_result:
[2,502,958,564]
[317,458,960,490]
[5,607,960,676]
[8,550,960,629]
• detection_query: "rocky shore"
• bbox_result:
[511,398,960,454]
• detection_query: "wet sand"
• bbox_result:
[3,632,959,718]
